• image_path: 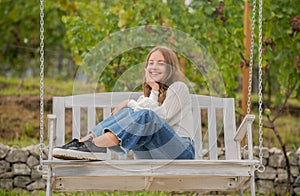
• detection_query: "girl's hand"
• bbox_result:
[111,99,130,115]
[145,69,159,91]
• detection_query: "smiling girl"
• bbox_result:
[52,46,195,160]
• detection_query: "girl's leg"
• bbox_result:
[92,132,119,147]
[78,107,132,145]
[133,146,153,159]
[99,109,194,159]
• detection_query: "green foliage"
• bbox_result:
[262,1,300,107]
[57,0,246,97]
[0,0,69,78]
[1,0,298,100]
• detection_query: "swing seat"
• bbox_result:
[43,92,258,195]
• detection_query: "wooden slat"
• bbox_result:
[87,107,96,131]
[64,92,142,108]
[51,164,252,177]
[247,121,254,160]
[52,176,247,192]
[192,107,202,160]
[44,159,259,166]
[103,107,111,119]
[52,97,65,146]
[72,106,81,139]
[223,98,239,160]
[208,104,217,160]
[191,94,225,108]
[48,159,256,181]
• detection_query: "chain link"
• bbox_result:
[257,0,265,173]
[247,0,257,115]
[38,0,45,173]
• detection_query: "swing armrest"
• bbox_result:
[234,114,255,142]
[47,114,57,160]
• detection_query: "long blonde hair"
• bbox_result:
[144,46,183,104]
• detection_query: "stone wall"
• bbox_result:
[0,143,47,192]
[253,146,300,195]
[0,142,299,195]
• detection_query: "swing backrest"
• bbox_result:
[51,92,240,160]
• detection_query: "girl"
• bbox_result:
[53,46,195,160]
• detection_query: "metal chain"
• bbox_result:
[256,0,265,173]
[242,0,257,157]
[38,0,45,173]
[247,0,257,114]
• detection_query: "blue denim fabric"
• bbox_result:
[89,107,194,159]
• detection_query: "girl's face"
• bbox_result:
[146,50,167,83]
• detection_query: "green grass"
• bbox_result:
[0,76,74,96]
[254,114,300,151]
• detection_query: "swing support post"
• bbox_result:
[241,0,252,146]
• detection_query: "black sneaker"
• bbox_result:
[52,138,107,160]
[60,138,81,149]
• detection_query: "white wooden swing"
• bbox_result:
[38,0,265,195]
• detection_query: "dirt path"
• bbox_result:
[0,95,52,140]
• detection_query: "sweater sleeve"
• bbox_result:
[127,90,159,112]
[152,82,190,121]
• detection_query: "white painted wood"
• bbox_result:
[52,97,65,146]
[72,106,81,139]
[234,114,255,142]
[46,92,257,194]
[247,120,254,160]
[87,107,96,131]
[192,107,202,159]
[191,95,202,159]
[47,115,56,160]
[223,98,239,160]
[51,176,246,192]
[49,162,254,177]
[208,103,217,160]
[103,107,111,119]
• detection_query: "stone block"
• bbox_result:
[269,154,286,168]
[5,148,29,163]
[254,146,269,158]
[0,143,10,159]
[0,171,13,178]
[12,163,31,175]
[287,152,298,166]
[256,166,276,180]
[23,145,48,160]
[13,176,31,188]
[275,168,294,183]
[256,180,274,195]
[0,178,13,190]
[26,155,39,168]
[23,145,39,158]
[31,166,42,180]
[0,160,10,174]
[294,176,300,186]
[291,166,299,177]
[269,147,282,154]
[27,179,46,191]
[274,183,289,195]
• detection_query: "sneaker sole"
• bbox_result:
[52,148,106,161]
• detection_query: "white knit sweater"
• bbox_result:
[127,81,194,139]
